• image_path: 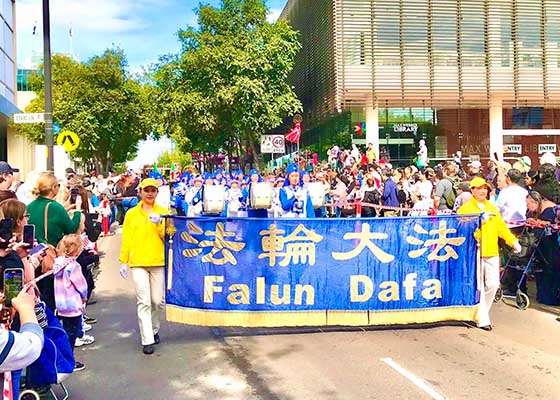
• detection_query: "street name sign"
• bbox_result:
[57,131,80,152]
[13,113,45,124]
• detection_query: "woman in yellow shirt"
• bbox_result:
[458,177,521,331]
[119,178,168,354]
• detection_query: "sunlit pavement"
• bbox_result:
[64,234,560,400]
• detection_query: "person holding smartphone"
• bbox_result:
[0,199,43,284]
[27,173,81,312]
[0,290,44,400]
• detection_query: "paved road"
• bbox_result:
[63,235,560,400]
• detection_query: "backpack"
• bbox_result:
[443,178,457,209]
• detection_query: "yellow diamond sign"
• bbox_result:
[57,131,80,152]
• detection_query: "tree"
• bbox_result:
[152,0,302,165]
[16,49,153,173]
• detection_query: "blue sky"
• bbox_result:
[16,0,288,70]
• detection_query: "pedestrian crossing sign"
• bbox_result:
[57,131,80,152]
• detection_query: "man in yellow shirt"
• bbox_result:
[119,178,168,354]
[458,177,521,331]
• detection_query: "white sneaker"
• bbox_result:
[83,322,92,332]
[75,334,95,347]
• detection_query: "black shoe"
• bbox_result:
[154,333,160,345]
[502,290,516,297]
[143,344,154,355]
[84,315,97,324]
[86,299,97,306]
[479,325,493,331]
[74,361,86,371]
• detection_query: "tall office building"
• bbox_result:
[282,0,560,165]
[0,0,18,162]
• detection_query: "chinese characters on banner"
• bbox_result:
[165,216,481,327]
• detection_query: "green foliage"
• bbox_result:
[152,0,302,159]
[157,150,192,168]
[15,49,153,173]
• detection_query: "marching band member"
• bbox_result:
[279,164,315,218]
[243,169,268,218]
[226,179,243,217]
[186,176,203,217]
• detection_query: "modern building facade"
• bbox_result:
[0,0,19,162]
[281,0,560,165]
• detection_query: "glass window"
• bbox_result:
[2,0,13,30]
[4,56,14,92]
[3,23,12,60]
[503,108,560,129]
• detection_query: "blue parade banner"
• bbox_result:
[165,215,481,327]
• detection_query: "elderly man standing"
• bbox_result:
[458,177,521,331]
[495,169,528,224]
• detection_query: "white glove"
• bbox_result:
[119,263,128,279]
[512,241,522,254]
[148,213,162,224]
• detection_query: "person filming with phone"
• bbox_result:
[27,173,82,312]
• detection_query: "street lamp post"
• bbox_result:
[43,0,54,171]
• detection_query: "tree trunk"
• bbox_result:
[246,131,260,169]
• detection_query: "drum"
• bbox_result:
[202,185,226,214]
[308,182,326,209]
[250,182,274,209]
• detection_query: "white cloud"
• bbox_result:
[16,0,151,34]
[267,8,282,23]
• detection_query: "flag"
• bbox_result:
[354,122,366,136]
[153,163,159,174]
[69,26,73,37]
[285,122,302,144]
[32,23,37,36]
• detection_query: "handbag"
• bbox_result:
[41,203,57,273]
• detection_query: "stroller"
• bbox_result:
[18,302,74,400]
[494,224,549,310]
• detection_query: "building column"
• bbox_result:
[489,100,503,161]
[366,106,379,159]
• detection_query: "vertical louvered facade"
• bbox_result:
[282,0,560,164]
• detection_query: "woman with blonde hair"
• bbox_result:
[26,172,82,311]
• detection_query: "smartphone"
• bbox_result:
[0,219,13,249]
[3,267,24,307]
[30,243,48,256]
[23,224,35,247]
[70,188,80,204]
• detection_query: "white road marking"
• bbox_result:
[381,357,447,400]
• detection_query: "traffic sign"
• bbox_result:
[57,131,80,152]
[52,123,61,134]
[261,135,285,154]
[13,113,45,124]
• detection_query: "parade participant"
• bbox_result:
[186,176,203,217]
[279,164,315,218]
[243,169,268,218]
[119,178,168,355]
[458,177,521,331]
[226,179,243,217]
